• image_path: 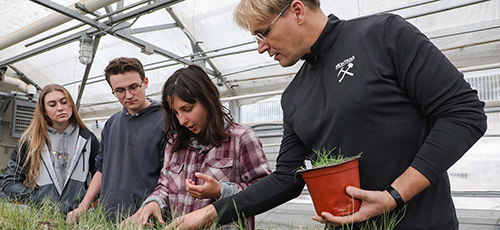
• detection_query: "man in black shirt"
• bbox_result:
[168,0,487,229]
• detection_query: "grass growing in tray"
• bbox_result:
[0,199,143,230]
[0,194,405,230]
[0,198,260,230]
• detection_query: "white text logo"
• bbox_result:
[335,56,355,82]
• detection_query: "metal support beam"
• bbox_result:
[28,0,215,75]
[222,63,281,78]
[3,0,219,75]
[348,0,441,19]
[78,89,286,109]
[440,39,500,52]
[25,24,84,48]
[25,0,167,47]
[459,62,500,73]
[191,48,207,70]
[346,0,492,21]
[0,0,122,51]
[3,12,253,81]
[30,0,182,31]
[7,65,43,91]
[0,33,83,68]
[109,0,183,24]
[427,18,500,40]
[404,0,492,20]
[484,106,500,113]
[29,0,129,34]
[165,7,223,78]
[116,0,124,13]
[381,0,440,13]
[190,48,256,62]
[142,40,255,68]
[64,47,255,88]
[220,90,284,102]
[64,47,270,88]
[115,29,210,68]
[104,5,113,15]
[451,191,500,198]
[228,100,240,123]
[130,23,178,34]
[68,44,260,87]
[76,35,101,110]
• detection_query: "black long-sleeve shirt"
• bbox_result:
[213,14,487,229]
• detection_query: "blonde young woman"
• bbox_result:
[2,84,99,213]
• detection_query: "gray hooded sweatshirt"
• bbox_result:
[95,99,165,221]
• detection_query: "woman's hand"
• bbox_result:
[185,172,221,199]
[166,205,217,230]
[123,201,164,227]
[66,204,88,224]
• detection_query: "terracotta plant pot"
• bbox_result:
[301,157,361,216]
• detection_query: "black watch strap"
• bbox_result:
[385,185,405,208]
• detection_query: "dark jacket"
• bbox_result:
[2,128,99,213]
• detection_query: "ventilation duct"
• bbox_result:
[0,75,37,100]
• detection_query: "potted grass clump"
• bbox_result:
[299,147,362,216]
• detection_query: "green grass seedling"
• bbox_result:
[301,147,362,170]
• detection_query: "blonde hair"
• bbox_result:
[18,84,87,189]
[233,0,321,30]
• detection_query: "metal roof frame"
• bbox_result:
[0,0,499,118]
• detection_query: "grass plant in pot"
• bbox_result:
[299,147,362,217]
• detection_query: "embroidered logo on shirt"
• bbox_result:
[335,56,355,82]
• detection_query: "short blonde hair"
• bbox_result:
[233,0,320,30]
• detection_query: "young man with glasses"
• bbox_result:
[169,0,487,229]
[67,57,165,223]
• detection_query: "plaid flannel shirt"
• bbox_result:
[146,123,271,228]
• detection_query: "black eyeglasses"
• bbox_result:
[255,2,292,41]
[112,82,143,98]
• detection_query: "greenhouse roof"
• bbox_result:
[1,0,499,119]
